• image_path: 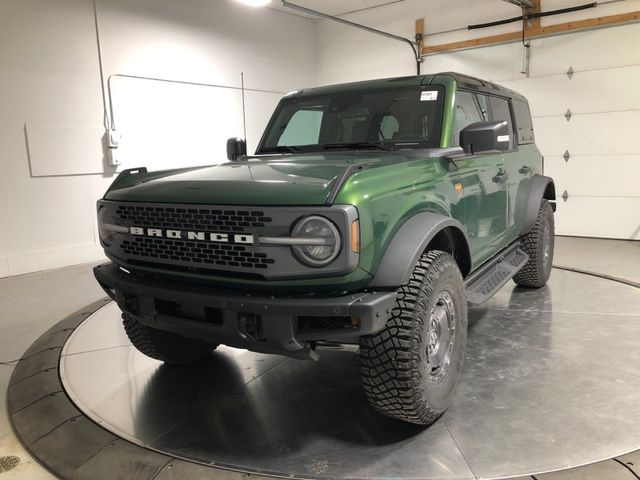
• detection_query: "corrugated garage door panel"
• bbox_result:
[527,23,640,76]
[534,111,640,156]
[545,155,640,198]
[501,65,640,117]
[553,196,640,239]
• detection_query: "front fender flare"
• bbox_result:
[369,212,469,288]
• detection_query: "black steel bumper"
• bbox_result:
[94,263,397,360]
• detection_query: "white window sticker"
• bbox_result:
[497,135,510,143]
[420,90,438,101]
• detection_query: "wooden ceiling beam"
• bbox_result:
[421,10,640,56]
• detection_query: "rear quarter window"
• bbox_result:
[512,99,535,145]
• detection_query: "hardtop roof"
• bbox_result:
[291,72,528,104]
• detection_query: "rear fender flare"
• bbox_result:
[519,175,556,236]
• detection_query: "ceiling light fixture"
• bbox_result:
[234,0,271,7]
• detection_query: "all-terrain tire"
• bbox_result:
[359,250,468,426]
[123,313,217,365]
[513,200,554,288]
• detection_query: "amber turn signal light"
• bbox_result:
[351,220,360,253]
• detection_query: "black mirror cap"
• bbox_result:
[227,137,247,161]
[460,121,510,155]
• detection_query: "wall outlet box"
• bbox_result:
[107,129,122,166]
[108,129,121,147]
[107,147,121,166]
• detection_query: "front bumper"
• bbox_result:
[94,263,396,360]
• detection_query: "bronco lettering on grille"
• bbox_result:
[130,227,254,244]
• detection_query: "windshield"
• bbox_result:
[257,85,445,154]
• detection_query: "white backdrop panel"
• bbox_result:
[111,76,243,170]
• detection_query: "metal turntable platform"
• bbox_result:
[8,268,640,480]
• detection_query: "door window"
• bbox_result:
[453,91,483,146]
[512,99,535,144]
[487,96,515,149]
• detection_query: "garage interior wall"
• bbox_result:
[0,0,317,278]
[317,0,640,241]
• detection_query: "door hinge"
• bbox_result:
[567,66,574,79]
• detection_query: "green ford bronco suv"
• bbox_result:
[95,72,556,426]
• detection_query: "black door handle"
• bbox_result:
[519,165,531,174]
[492,172,509,184]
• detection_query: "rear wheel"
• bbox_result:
[122,313,217,365]
[359,250,468,425]
[514,200,554,288]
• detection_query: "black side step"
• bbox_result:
[465,244,529,305]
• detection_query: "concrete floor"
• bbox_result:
[0,236,638,479]
[555,236,640,284]
[0,263,106,479]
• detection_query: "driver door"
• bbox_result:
[450,90,509,266]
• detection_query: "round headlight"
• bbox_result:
[97,207,114,247]
[291,216,341,267]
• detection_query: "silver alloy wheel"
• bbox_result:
[426,290,456,383]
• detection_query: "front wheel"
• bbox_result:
[123,313,218,365]
[359,250,468,426]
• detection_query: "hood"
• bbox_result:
[103,153,414,206]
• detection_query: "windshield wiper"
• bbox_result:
[322,142,394,151]
[259,145,301,154]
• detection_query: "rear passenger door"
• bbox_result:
[485,95,526,243]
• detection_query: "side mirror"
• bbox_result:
[226,137,247,161]
[460,121,510,155]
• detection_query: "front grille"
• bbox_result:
[115,205,273,232]
[121,236,275,269]
[111,203,278,273]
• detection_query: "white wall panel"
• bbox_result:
[26,123,105,176]
[1,173,98,259]
[97,0,316,94]
[244,91,283,155]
